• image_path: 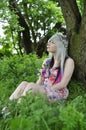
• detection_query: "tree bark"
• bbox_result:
[59,0,86,84]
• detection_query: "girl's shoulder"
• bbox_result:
[64,56,74,68]
[65,56,74,63]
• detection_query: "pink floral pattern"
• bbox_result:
[41,67,69,101]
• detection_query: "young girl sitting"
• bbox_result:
[9,33,74,102]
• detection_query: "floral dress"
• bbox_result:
[41,59,69,101]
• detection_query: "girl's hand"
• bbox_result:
[51,83,62,91]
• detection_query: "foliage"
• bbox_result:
[0,54,86,130]
[0,0,64,55]
[76,0,83,14]
[0,92,86,130]
[0,54,44,103]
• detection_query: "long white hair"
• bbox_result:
[48,33,68,75]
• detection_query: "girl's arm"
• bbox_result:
[52,57,74,90]
[36,76,43,85]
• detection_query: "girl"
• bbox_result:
[9,33,74,102]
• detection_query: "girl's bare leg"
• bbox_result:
[17,83,35,103]
[22,83,35,96]
[2,81,29,115]
[22,83,46,96]
[9,81,29,100]
[10,81,46,101]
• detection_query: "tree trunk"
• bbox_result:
[36,35,49,57]
[59,0,86,84]
[9,0,32,54]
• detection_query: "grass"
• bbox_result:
[0,54,86,130]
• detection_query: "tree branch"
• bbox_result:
[9,0,32,54]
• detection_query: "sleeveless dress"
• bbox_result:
[41,59,69,101]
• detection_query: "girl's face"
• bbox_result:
[47,40,58,53]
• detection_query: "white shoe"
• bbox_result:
[1,107,11,117]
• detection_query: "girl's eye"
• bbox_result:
[47,40,55,45]
[51,41,55,44]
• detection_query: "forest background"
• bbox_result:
[0,0,86,130]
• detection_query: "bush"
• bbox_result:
[0,54,43,103]
[0,54,86,130]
